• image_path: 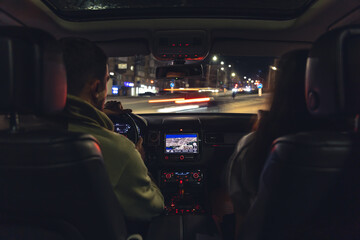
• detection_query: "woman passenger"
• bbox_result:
[225,49,318,236]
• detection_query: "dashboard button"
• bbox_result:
[185,155,194,161]
[170,156,178,161]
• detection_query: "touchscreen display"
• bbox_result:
[165,133,198,154]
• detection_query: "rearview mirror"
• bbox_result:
[156,64,203,79]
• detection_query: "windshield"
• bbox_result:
[106,55,275,114]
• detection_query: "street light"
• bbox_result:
[209,56,219,88]
[221,67,224,71]
[231,72,236,77]
[244,76,247,79]
[220,61,224,65]
[109,72,115,76]
[228,65,232,68]
[271,66,277,71]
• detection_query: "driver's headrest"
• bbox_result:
[0,27,66,115]
[306,25,360,117]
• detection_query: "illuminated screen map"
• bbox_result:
[165,134,198,153]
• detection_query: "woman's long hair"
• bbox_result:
[244,49,312,194]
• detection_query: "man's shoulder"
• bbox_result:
[70,122,135,154]
[91,127,141,169]
[92,127,135,149]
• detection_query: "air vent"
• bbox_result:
[148,131,160,146]
[205,133,224,144]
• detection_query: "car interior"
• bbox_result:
[1,0,360,239]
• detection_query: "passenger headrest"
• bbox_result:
[306,26,360,117]
[0,27,66,115]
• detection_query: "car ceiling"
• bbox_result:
[1,0,360,57]
[41,0,315,21]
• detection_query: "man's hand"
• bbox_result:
[136,137,146,162]
[103,100,132,115]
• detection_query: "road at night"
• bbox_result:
[106,93,269,114]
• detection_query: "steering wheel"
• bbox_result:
[107,113,140,144]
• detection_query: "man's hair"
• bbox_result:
[60,38,108,96]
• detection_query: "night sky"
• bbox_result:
[223,56,275,79]
[201,55,275,81]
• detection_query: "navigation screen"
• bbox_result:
[165,134,198,154]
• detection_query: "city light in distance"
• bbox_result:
[212,56,218,61]
[163,88,199,91]
[111,87,118,95]
[175,98,211,104]
[220,61,224,65]
[149,98,185,103]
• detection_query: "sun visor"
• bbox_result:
[97,39,150,57]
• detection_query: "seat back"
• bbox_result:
[240,26,360,240]
[240,132,360,240]
[0,27,127,240]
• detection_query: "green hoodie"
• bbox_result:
[63,95,164,220]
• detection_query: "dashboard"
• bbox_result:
[111,113,255,216]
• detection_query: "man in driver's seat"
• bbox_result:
[60,38,164,222]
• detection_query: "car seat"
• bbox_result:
[0,27,128,240]
[239,26,360,240]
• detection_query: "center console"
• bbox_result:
[157,118,208,215]
[161,169,206,215]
